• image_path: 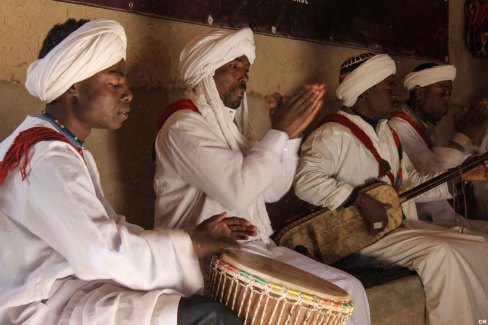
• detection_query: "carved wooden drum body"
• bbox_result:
[204,251,354,325]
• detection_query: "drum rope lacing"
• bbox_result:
[205,256,354,324]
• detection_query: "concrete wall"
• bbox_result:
[1,0,487,229]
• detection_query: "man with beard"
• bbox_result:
[154,27,371,325]
[294,52,488,324]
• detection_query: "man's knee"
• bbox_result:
[177,295,243,325]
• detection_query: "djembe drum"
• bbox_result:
[204,251,354,325]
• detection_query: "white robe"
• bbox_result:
[0,116,203,325]
[294,110,488,325]
[389,114,488,234]
[154,107,371,325]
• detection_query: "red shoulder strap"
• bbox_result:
[157,99,200,131]
[320,113,402,188]
[391,110,433,151]
[389,127,404,190]
[0,127,84,185]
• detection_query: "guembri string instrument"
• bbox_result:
[272,152,488,265]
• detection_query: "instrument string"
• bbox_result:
[399,152,488,202]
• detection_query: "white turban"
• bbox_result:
[179,27,256,89]
[403,65,456,91]
[25,19,127,103]
[336,54,396,107]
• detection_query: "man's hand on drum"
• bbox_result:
[353,192,389,233]
[203,212,258,240]
[190,212,257,258]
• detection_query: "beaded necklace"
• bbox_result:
[36,111,84,148]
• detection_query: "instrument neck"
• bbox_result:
[399,152,488,201]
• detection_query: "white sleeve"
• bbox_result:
[434,132,472,168]
[262,130,301,203]
[22,148,202,294]
[389,118,469,171]
[389,117,442,172]
[388,118,462,202]
[294,129,354,210]
[400,152,453,203]
[164,117,293,210]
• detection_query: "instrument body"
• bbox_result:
[204,251,354,325]
[273,141,488,265]
[272,182,404,265]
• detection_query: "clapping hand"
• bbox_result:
[271,84,326,139]
[454,97,488,146]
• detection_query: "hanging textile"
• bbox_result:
[465,0,488,57]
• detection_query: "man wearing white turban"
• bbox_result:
[0,18,252,325]
[154,27,372,324]
[389,63,488,233]
[295,53,488,324]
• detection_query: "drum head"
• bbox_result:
[219,250,350,302]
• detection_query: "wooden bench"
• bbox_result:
[333,255,426,325]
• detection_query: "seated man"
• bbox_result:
[0,18,256,325]
[294,52,488,324]
[154,27,370,324]
[389,64,488,232]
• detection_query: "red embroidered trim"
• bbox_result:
[0,127,84,185]
[157,99,200,132]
